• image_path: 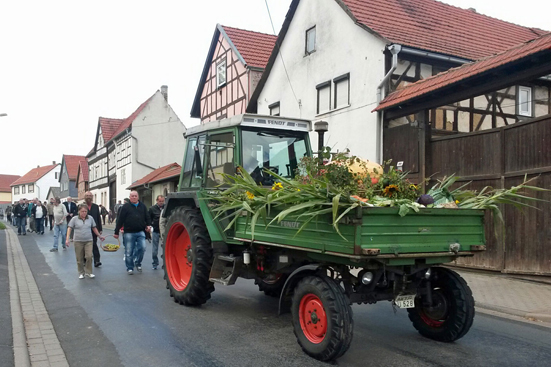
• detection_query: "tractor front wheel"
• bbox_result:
[291,275,353,361]
[407,268,475,342]
[163,207,214,306]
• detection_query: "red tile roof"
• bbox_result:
[221,25,277,69]
[99,117,125,142]
[78,160,89,182]
[11,164,58,186]
[63,155,86,181]
[341,0,546,60]
[127,163,181,190]
[0,174,21,192]
[108,95,154,142]
[375,32,551,112]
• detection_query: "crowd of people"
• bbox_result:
[4,191,166,279]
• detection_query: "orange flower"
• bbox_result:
[351,195,369,203]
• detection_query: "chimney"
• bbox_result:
[161,85,168,101]
[52,161,56,165]
[468,7,476,12]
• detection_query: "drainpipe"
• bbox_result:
[376,44,401,163]
[131,136,157,170]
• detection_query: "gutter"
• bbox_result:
[376,44,401,163]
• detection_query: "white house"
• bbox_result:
[247,0,546,162]
[87,86,186,210]
[11,164,60,202]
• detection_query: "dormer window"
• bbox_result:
[305,26,316,55]
[217,59,227,88]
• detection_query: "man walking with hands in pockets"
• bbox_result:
[114,191,152,274]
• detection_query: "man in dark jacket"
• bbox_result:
[13,199,28,235]
[114,191,151,274]
[64,197,77,240]
[84,192,103,267]
[148,195,165,270]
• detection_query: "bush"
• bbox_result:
[0,222,6,230]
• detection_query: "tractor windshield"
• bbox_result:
[241,129,309,185]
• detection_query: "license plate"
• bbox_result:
[394,294,416,308]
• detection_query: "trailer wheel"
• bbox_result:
[407,268,474,342]
[255,274,288,297]
[163,207,214,306]
[291,275,353,361]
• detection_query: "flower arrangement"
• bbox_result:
[210,148,548,239]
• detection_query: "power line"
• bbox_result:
[264,0,300,110]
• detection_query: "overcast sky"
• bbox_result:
[1,0,549,176]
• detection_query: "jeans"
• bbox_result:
[53,222,68,249]
[151,231,160,267]
[35,217,44,234]
[124,232,146,270]
[48,215,54,230]
[16,217,26,234]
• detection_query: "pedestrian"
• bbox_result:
[51,197,68,252]
[6,205,12,223]
[108,209,114,224]
[99,204,108,225]
[12,201,18,226]
[83,192,103,267]
[31,200,47,235]
[114,191,151,274]
[148,195,165,270]
[64,197,77,241]
[27,199,35,233]
[13,199,28,235]
[42,201,49,228]
[66,204,105,279]
[46,198,55,231]
[114,200,123,217]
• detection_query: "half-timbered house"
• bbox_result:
[247,0,547,162]
[191,24,277,123]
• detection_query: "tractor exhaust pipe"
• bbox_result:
[314,120,329,165]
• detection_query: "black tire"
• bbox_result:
[291,275,353,361]
[163,207,214,306]
[255,274,288,297]
[407,267,475,342]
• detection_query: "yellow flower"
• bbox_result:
[246,191,255,200]
[383,184,400,197]
[410,184,418,190]
[455,200,460,204]
[272,182,283,191]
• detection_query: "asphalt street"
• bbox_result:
[2,226,551,367]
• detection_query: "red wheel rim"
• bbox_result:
[299,294,327,344]
[166,222,192,291]
[418,290,447,327]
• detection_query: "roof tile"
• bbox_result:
[375,32,551,111]
[11,165,58,186]
[341,0,546,60]
[222,25,277,68]
[0,174,21,192]
[127,163,181,190]
[63,155,86,181]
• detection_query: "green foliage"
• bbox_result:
[0,222,6,230]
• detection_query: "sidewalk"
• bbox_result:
[453,268,551,324]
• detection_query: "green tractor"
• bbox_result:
[162,114,485,361]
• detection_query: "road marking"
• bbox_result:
[6,226,70,367]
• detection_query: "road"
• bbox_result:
[3,227,551,367]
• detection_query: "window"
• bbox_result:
[334,73,350,109]
[217,59,227,88]
[14,186,19,195]
[22,185,26,194]
[305,26,316,55]
[121,168,126,184]
[269,102,280,116]
[28,184,34,193]
[518,86,532,117]
[316,81,331,114]
[206,133,235,187]
[55,172,58,180]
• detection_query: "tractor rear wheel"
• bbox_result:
[291,275,353,361]
[407,267,474,342]
[163,207,214,306]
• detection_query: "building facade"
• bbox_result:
[11,164,60,202]
[58,155,85,200]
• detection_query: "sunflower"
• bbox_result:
[246,191,255,200]
[272,182,283,191]
[410,184,418,191]
[383,184,400,197]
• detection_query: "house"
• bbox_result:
[374,32,551,275]
[11,164,60,202]
[0,174,20,210]
[87,86,186,210]
[247,0,547,162]
[58,154,86,201]
[75,160,89,203]
[127,163,181,208]
[191,24,277,123]
[46,187,61,202]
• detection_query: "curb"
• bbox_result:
[476,302,551,324]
